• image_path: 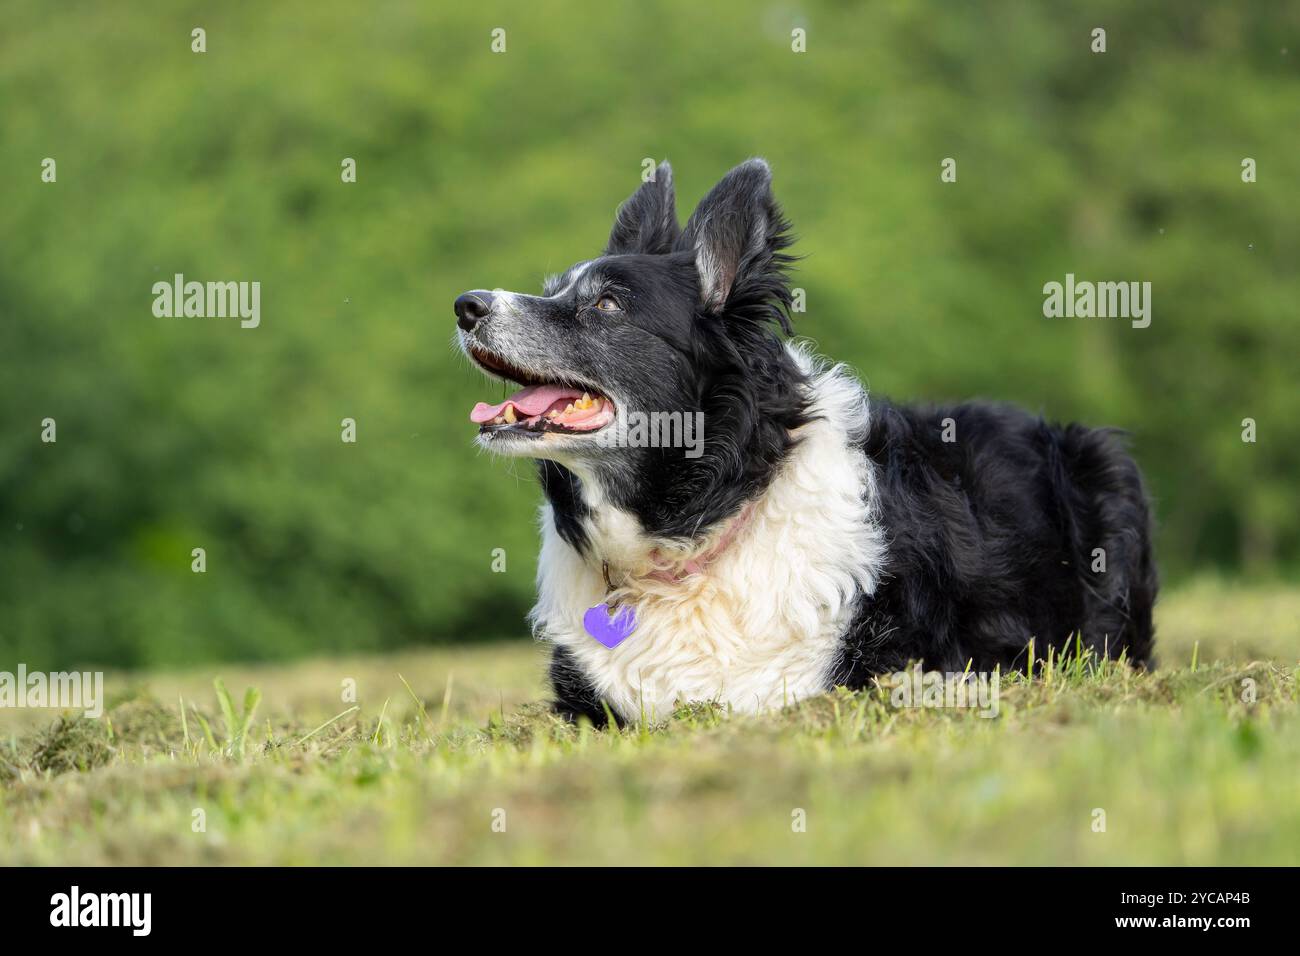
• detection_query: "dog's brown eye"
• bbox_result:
[595,295,621,312]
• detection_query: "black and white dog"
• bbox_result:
[455,159,1157,725]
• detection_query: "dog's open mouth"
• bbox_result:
[467,346,616,436]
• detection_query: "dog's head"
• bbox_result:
[455,159,808,535]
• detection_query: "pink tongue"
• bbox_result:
[470,384,584,424]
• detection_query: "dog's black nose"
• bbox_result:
[454,291,494,331]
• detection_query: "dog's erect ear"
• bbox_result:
[676,159,793,319]
[605,161,679,256]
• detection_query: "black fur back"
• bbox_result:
[834,399,1157,683]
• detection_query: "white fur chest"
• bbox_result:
[530,360,887,723]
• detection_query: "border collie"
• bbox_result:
[455,159,1157,725]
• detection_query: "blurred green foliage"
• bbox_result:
[2,1,1297,669]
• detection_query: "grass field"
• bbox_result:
[2,578,1297,866]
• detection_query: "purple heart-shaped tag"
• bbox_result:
[583,602,637,648]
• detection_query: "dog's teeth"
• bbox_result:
[492,415,505,425]
[503,406,516,424]
[564,403,575,414]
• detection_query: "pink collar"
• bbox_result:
[630,501,758,586]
